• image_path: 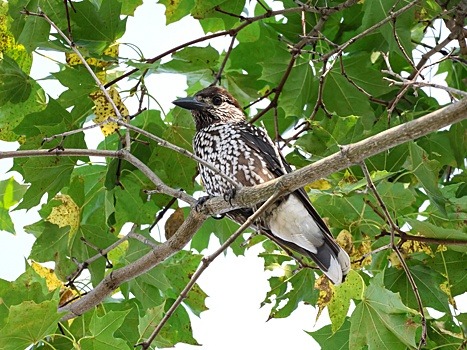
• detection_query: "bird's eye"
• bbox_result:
[212,96,222,106]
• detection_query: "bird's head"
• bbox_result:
[173,86,246,130]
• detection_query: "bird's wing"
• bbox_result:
[237,123,340,245]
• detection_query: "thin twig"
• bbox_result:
[42,120,109,144]
[383,77,467,98]
[127,231,158,249]
[339,56,389,106]
[360,161,427,348]
[66,225,137,285]
[149,196,178,231]
[321,1,420,61]
[212,33,237,85]
[392,17,417,73]
[137,191,282,350]
[257,0,269,12]
[377,229,467,246]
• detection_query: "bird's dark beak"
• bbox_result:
[172,96,206,111]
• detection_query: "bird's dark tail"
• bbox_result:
[308,241,350,285]
[271,234,350,285]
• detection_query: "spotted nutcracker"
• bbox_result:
[173,86,350,285]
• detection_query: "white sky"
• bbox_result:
[0,1,465,349]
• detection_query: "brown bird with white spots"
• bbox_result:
[173,86,350,285]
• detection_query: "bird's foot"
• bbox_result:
[195,195,226,219]
[223,188,236,206]
[195,195,212,212]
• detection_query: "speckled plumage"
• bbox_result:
[193,122,275,195]
[173,86,350,285]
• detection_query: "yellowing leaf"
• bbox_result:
[66,43,119,69]
[31,261,62,291]
[108,237,129,265]
[315,274,334,321]
[336,230,372,268]
[258,85,272,96]
[30,261,77,306]
[90,87,128,136]
[338,170,358,187]
[389,240,433,268]
[307,179,332,191]
[46,194,80,239]
[0,4,31,73]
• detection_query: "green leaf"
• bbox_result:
[193,0,244,32]
[159,0,195,24]
[313,192,382,237]
[79,310,131,350]
[53,65,97,109]
[0,177,28,233]
[16,11,50,52]
[308,318,351,350]
[12,99,86,209]
[448,121,466,168]
[0,80,45,142]
[385,265,450,313]
[438,59,467,93]
[120,0,143,16]
[359,0,413,55]
[138,304,168,346]
[113,170,159,226]
[279,58,313,117]
[427,250,466,297]
[323,70,374,117]
[101,300,140,346]
[150,109,197,192]
[193,214,244,255]
[159,300,199,346]
[328,270,365,332]
[376,181,416,215]
[70,0,127,53]
[426,314,465,350]
[341,52,395,97]
[160,45,220,87]
[14,156,78,210]
[264,268,316,319]
[139,301,199,347]
[0,264,54,329]
[349,273,418,350]
[0,55,32,104]
[0,300,63,350]
[297,115,373,157]
[405,142,446,215]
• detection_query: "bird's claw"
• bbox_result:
[195,195,212,212]
[223,188,236,206]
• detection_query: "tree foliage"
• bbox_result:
[0,0,466,349]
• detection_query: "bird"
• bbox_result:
[173,86,350,285]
